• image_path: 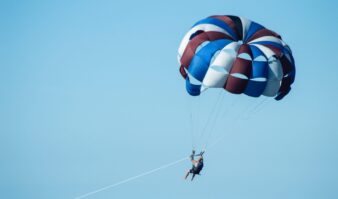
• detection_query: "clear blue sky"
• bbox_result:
[1,0,338,199]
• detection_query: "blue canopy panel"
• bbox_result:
[243,22,265,42]
[243,45,269,97]
[187,39,232,82]
[186,77,201,96]
[251,61,269,79]
[249,45,269,78]
[244,80,267,97]
[249,44,267,60]
[243,60,269,97]
[192,18,238,41]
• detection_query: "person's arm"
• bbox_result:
[194,151,205,157]
[190,150,196,160]
[198,151,205,156]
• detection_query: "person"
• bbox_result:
[184,150,204,181]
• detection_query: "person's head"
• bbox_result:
[198,156,203,162]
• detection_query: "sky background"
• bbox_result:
[1,0,338,199]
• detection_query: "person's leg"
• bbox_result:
[184,170,190,179]
[191,173,196,181]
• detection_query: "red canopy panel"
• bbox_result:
[224,76,249,94]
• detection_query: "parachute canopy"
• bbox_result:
[178,15,295,100]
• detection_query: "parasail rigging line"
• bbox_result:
[206,97,270,150]
[202,93,226,150]
[196,90,223,146]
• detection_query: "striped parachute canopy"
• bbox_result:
[178,15,295,100]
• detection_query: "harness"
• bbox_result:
[192,162,203,174]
